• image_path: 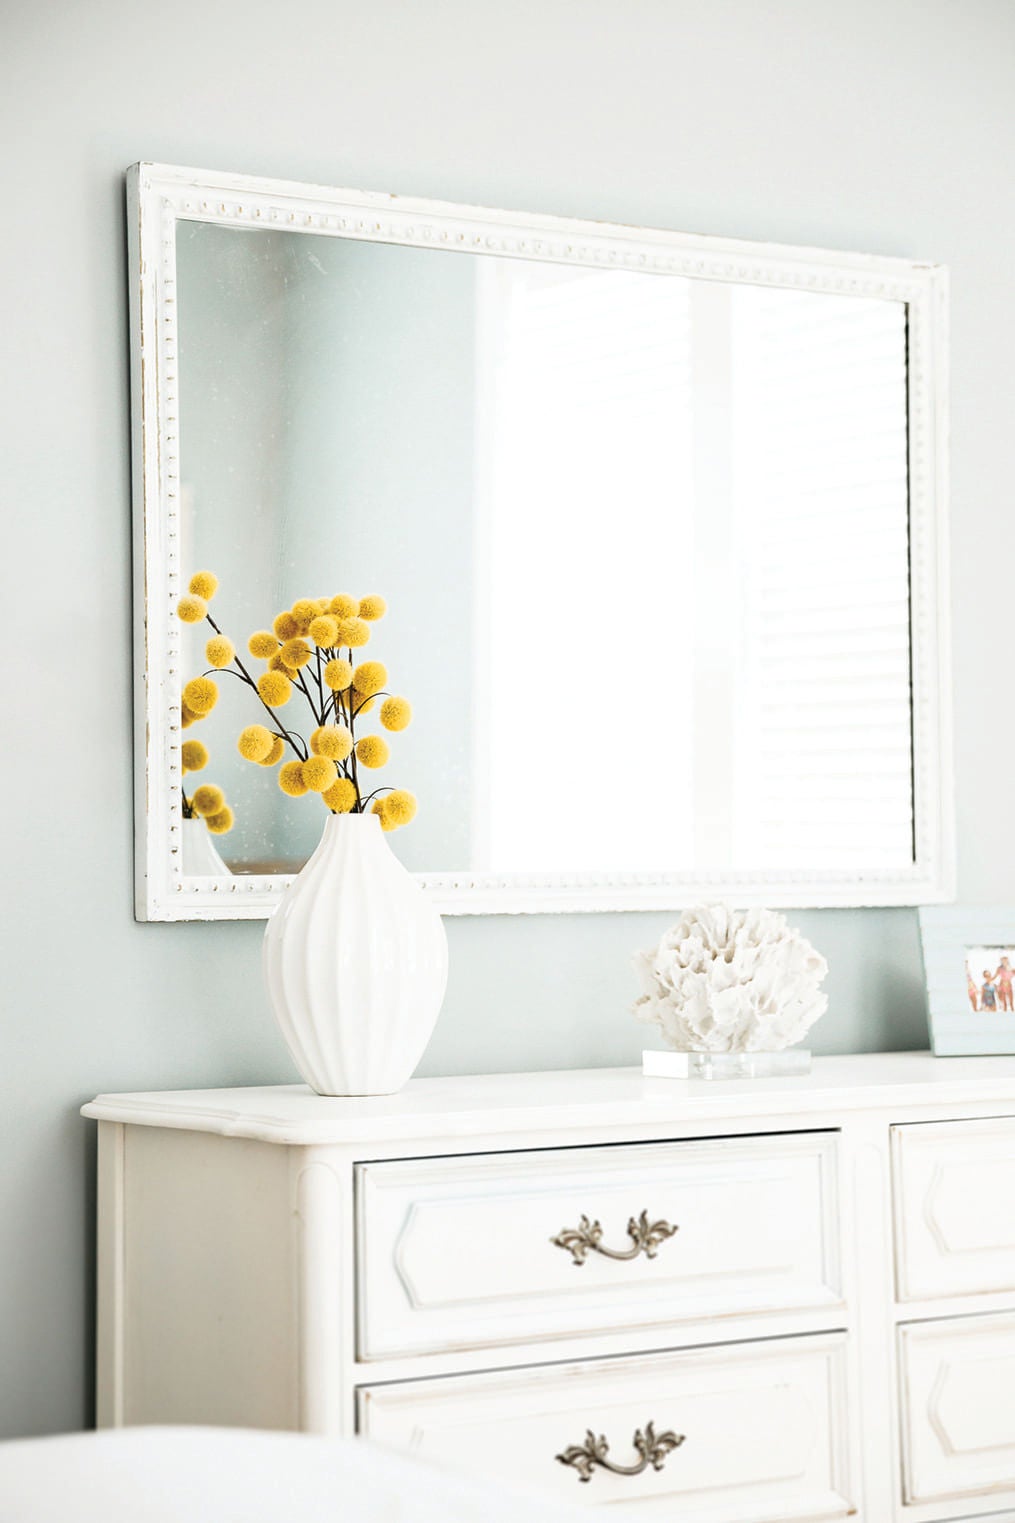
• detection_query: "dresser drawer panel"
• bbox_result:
[356,1133,841,1359]
[899,1313,1015,1507]
[892,1118,1015,1302]
[358,1334,853,1520]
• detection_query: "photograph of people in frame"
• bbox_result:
[965,947,1015,1013]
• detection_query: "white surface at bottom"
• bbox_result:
[0,1427,594,1523]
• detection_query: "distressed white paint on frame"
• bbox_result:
[128,161,954,920]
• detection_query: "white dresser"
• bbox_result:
[83,1054,1015,1522]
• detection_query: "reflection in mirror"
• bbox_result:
[175,220,912,882]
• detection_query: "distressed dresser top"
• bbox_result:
[81,1052,1015,1146]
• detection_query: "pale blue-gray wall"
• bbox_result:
[3,0,1014,1440]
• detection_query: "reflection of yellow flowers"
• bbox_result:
[371,798,396,831]
[181,740,208,773]
[322,776,358,812]
[308,614,339,647]
[311,725,353,760]
[260,735,285,767]
[280,637,312,670]
[248,630,278,658]
[183,676,218,715]
[302,755,338,792]
[329,593,358,618]
[274,611,299,641]
[189,570,219,600]
[356,735,389,769]
[206,635,235,668]
[385,789,417,826]
[177,595,207,624]
[352,661,387,696]
[324,658,353,691]
[257,671,292,706]
[381,696,412,731]
[191,783,225,817]
[278,760,308,796]
[206,805,234,834]
[238,724,274,762]
[337,617,370,648]
[358,595,387,621]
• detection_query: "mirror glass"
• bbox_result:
[175,220,912,880]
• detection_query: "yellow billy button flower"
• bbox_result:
[278,760,308,797]
[290,599,318,632]
[280,637,313,670]
[352,660,387,697]
[308,614,339,648]
[180,739,209,773]
[259,735,285,767]
[188,570,218,600]
[182,677,218,715]
[310,725,353,761]
[205,634,235,668]
[257,671,292,707]
[273,611,299,641]
[322,776,358,813]
[385,789,418,827]
[191,783,225,817]
[358,595,387,621]
[180,706,196,729]
[176,595,207,624]
[324,658,353,691]
[302,755,338,793]
[337,617,370,648]
[371,798,396,832]
[380,696,412,732]
[237,724,274,762]
[355,735,390,769]
[248,630,279,659]
[206,806,234,834]
[329,593,358,619]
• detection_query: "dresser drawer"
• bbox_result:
[355,1133,841,1359]
[892,1117,1015,1302]
[899,1313,1015,1507]
[358,1333,853,1520]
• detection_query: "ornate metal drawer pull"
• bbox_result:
[551,1210,678,1265]
[557,1421,685,1482]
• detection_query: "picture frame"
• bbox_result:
[919,906,1015,1056]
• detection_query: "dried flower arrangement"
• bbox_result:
[176,571,416,832]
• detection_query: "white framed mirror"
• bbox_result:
[128,162,952,920]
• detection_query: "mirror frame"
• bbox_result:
[128,161,953,921]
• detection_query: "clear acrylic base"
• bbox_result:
[643,1049,812,1080]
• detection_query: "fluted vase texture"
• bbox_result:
[181,816,231,877]
[263,812,448,1096]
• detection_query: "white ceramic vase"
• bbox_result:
[181,816,232,876]
[262,812,448,1096]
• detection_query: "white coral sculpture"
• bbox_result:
[632,903,828,1054]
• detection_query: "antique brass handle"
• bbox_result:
[550,1210,678,1265]
[556,1421,685,1482]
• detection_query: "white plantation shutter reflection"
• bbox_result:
[732,288,912,869]
[475,264,694,871]
[475,267,913,874]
